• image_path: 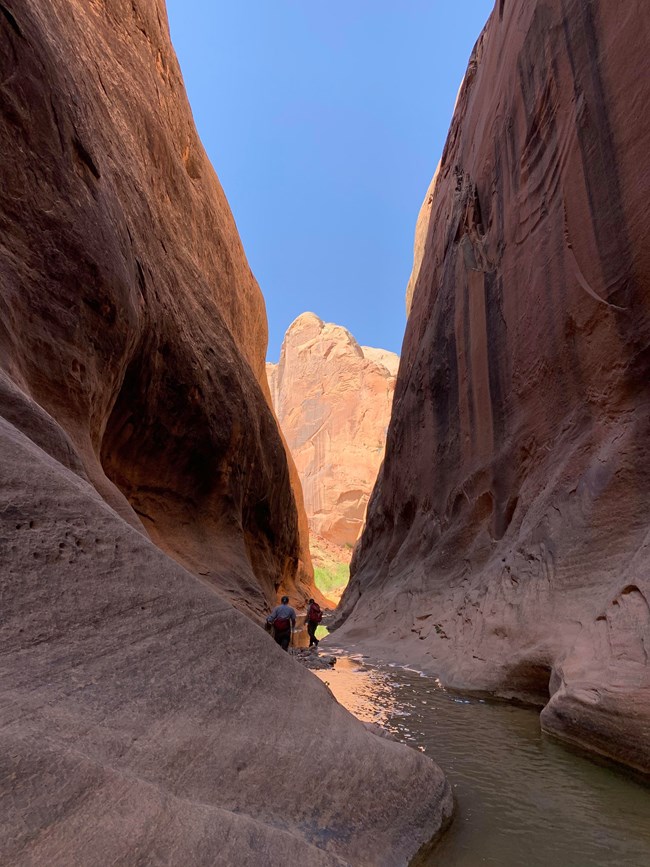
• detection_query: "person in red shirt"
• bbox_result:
[306,598,322,648]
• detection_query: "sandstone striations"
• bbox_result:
[267,313,398,551]
[0,1,452,863]
[1,421,453,866]
[0,0,312,616]
[336,0,650,774]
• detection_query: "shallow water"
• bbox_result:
[315,654,650,867]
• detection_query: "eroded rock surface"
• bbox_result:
[0,0,314,617]
[0,0,452,862]
[336,0,650,774]
[0,420,452,866]
[267,313,398,548]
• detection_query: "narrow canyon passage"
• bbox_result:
[1,2,453,864]
[3,0,649,863]
[265,0,650,849]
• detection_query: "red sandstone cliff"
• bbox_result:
[0,0,313,615]
[0,1,452,862]
[336,0,650,774]
[267,313,398,550]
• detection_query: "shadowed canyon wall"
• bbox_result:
[0,0,452,862]
[336,0,650,774]
[0,0,313,616]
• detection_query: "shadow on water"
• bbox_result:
[315,653,650,867]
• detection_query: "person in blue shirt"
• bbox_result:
[266,596,296,651]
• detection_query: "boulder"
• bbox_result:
[336,0,650,774]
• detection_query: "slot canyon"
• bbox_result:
[1,1,649,867]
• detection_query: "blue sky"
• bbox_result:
[166,1,495,361]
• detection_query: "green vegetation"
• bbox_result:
[313,562,349,594]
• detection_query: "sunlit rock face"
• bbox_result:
[267,313,399,549]
[0,1,453,862]
[337,0,650,774]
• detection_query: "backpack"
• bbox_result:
[308,603,322,623]
[274,616,290,631]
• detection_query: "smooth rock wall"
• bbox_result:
[0,415,452,866]
[0,1,453,862]
[336,0,650,774]
[0,0,311,614]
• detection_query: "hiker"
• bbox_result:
[306,598,323,648]
[267,595,296,651]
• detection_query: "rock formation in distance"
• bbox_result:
[336,0,650,775]
[0,1,452,863]
[267,313,399,552]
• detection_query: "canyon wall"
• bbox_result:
[0,1,452,863]
[0,0,313,616]
[267,313,398,550]
[336,0,650,774]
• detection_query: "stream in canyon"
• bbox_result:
[314,650,650,867]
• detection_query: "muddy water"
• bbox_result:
[315,655,650,867]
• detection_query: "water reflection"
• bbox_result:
[314,654,398,725]
[316,655,650,867]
